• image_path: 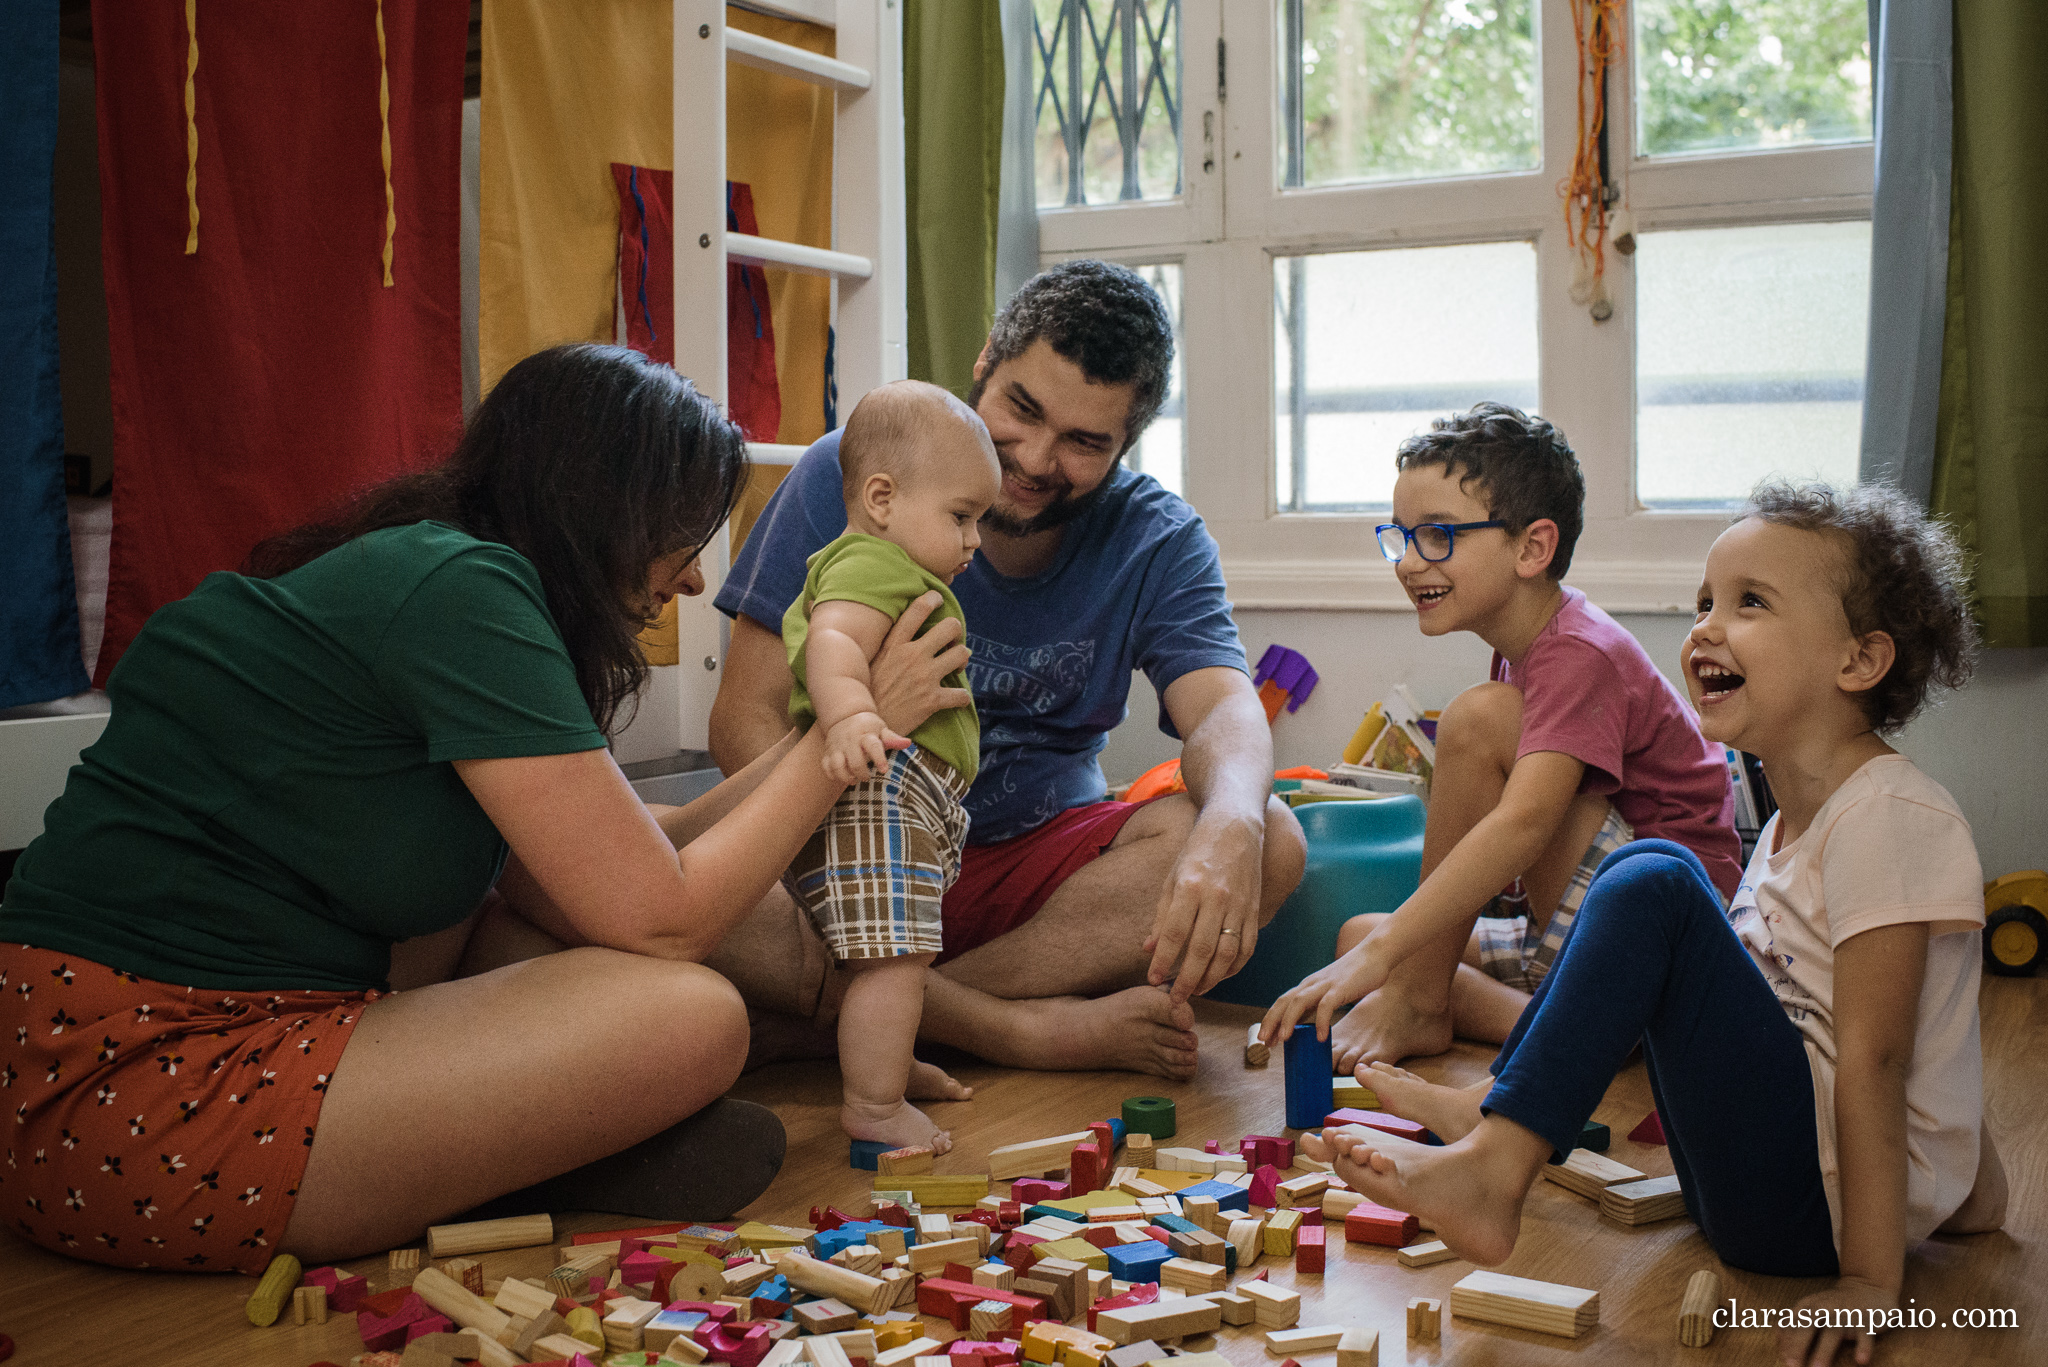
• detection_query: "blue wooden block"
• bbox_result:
[849,1139,893,1170]
[1102,1239,1172,1283]
[1105,1117,1126,1148]
[757,1276,790,1306]
[813,1220,916,1258]
[1283,1022,1336,1131]
[1176,1179,1250,1214]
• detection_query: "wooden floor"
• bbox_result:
[2,979,2040,1366]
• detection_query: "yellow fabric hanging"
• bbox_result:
[375,0,395,286]
[478,1,835,661]
[183,0,198,254]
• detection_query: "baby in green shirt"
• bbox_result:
[782,379,1000,1154]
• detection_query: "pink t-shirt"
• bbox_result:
[1491,586,1741,898]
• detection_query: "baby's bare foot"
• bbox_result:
[844,1097,953,1155]
[907,1058,973,1102]
[1362,1061,1489,1143]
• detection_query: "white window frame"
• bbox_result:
[1040,0,1874,615]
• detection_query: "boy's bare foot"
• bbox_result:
[1330,984,1455,1072]
[1304,1120,1547,1268]
[844,1097,953,1155]
[943,986,1199,1079]
[1361,1062,1490,1143]
[907,1059,974,1103]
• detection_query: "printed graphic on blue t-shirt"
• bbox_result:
[718,429,1247,844]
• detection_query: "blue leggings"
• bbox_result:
[1484,839,1839,1277]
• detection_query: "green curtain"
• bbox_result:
[1929,0,2048,646]
[903,0,1005,397]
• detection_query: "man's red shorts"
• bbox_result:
[937,799,1157,963]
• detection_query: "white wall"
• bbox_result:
[1102,606,2048,881]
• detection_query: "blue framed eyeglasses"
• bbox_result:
[1375,520,1505,563]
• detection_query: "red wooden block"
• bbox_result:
[620,1250,669,1286]
[574,1223,687,1245]
[1248,1164,1282,1209]
[1079,1226,1117,1250]
[403,1314,455,1343]
[696,1322,773,1367]
[1244,1269,1269,1282]
[918,1279,1049,1325]
[356,1286,415,1320]
[811,1206,860,1231]
[948,1342,1021,1365]
[1342,1199,1419,1248]
[355,1292,434,1352]
[917,1279,983,1330]
[874,1201,914,1228]
[944,1262,980,1283]
[1069,1141,1106,1194]
[1142,1225,1175,1245]
[1630,1109,1666,1145]
[1324,1108,1429,1143]
[666,1302,738,1321]
[1202,1141,1221,1154]
[1294,1221,1325,1275]
[1085,1281,1160,1333]
[1002,1231,1045,1272]
[1088,1121,1116,1156]
[1011,1179,1067,1206]
[1243,1134,1294,1168]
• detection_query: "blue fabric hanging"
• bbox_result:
[0,0,89,709]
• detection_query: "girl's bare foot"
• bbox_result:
[1362,1061,1490,1142]
[1304,1118,1549,1268]
[907,1059,973,1103]
[1329,983,1455,1073]
[843,1096,953,1155]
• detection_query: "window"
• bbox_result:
[1034,0,1186,207]
[1128,261,1187,497]
[1035,0,1875,611]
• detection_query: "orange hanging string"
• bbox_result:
[1562,0,1627,318]
[375,0,396,286]
[183,0,199,254]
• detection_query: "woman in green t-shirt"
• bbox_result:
[0,345,970,1271]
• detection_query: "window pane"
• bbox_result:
[1127,263,1185,498]
[1275,242,1538,512]
[1035,0,1183,208]
[1277,0,1538,189]
[1635,0,1872,157]
[1635,221,1870,508]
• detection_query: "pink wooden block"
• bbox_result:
[1248,1163,1282,1208]
[1324,1107,1429,1143]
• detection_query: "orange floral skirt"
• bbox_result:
[1,942,377,1273]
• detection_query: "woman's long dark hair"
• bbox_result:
[246,344,749,734]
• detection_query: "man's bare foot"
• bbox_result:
[1303,1120,1547,1268]
[844,1096,953,1154]
[1361,1062,1490,1143]
[1330,984,1455,1072]
[907,1059,973,1103]
[958,987,1199,1079]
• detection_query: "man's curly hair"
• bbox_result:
[1741,482,1979,733]
[1394,402,1585,579]
[976,259,1174,455]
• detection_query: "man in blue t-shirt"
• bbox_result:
[708,261,1306,1079]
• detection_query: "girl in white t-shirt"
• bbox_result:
[1303,483,2007,1367]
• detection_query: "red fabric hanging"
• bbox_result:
[92,0,466,683]
[612,165,780,442]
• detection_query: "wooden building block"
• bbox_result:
[1342,1200,1419,1248]
[291,1285,328,1325]
[990,1132,1096,1181]
[513,1311,569,1357]
[1679,1269,1719,1348]
[907,1237,985,1274]
[1152,1147,1218,1175]
[831,1244,885,1276]
[1600,1174,1688,1226]
[387,1247,420,1286]
[1261,1209,1302,1258]
[1015,1276,1072,1323]
[1245,1024,1270,1067]
[812,1330,881,1363]
[1093,1298,1223,1346]
[426,1213,553,1260]
[1450,1270,1600,1338]
[1021,1321,1115,1367]
[1158,1257,1227,1293]
[1103,1342,1165,1367]
[663,1333,714,1365]
[439,1257,484,1297]
[1125,1134,1154,1162]
[780,1251,896,1317]
[973,1262,1016,1292]
[491,1277,556,1321]
[1336,1327,1378,1367]
[794,1298,860,1334]
[804,1340,854,1367]
[970,1300,1015,1338]
[1211,1293,1254,1328]
[536,1334,599,1363]
[1274,1173,1328,1206]
[401,1332,481,1367]
[1329,1077,1379,1110]
[1321,1189,1367,1221]
[1264,1325,1345,1355]
[409,1266,513,1343]
[1538,1148,1645,1202]
[1396,1239,1457,1268]
[603,1297,664,1351]
[873,1174,991,1207]
[1180,1195,1222,1234]
[1293,1221,1324,1275]
[1240,1281,1300,1330]
[879,1146,936,1176]
[875,1337,944,1367]
[1405,1298,1440,1342]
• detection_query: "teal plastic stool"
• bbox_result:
[1206,795,1426,1009]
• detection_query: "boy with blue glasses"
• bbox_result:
[1263,403,1739,1073]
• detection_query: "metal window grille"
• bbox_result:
[1035,0,1183,205]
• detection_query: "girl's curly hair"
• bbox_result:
[1740,481,1979,733]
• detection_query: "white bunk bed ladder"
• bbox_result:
[619,0,907,763]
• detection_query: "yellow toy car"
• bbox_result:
[1984,871,2048,977]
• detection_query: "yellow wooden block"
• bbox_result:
[1330,1078,1380,1111]
[734,1221,812,1249]
[870,1175,991,1207]
[1262,1208,1303,1257]
[1031,1237,1108,1272]
[1131,1169,1207,1192]
[1039,1188,1145,1215]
